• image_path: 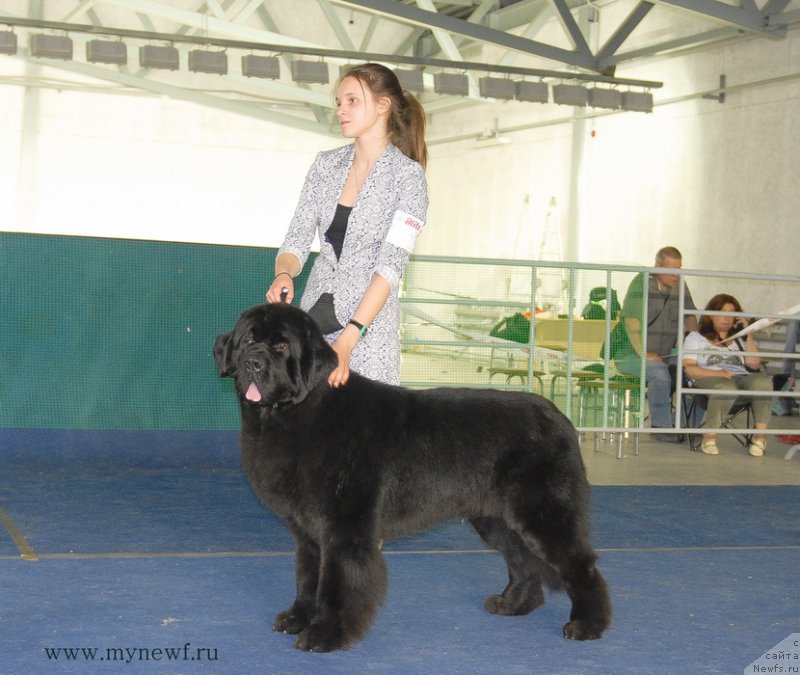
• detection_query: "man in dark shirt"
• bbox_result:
[611,246,697,439]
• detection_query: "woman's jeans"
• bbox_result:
[691,373,773,430]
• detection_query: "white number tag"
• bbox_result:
[385,210,424,253]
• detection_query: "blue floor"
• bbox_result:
[1,431,798,674]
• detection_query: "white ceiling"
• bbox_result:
[1,0,798,136]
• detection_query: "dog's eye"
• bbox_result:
[273,342,288,352]
[243,338,256,347]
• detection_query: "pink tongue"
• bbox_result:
[245,382,262,403]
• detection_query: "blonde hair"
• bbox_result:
[339,63,428,169]
[655,246,682,266]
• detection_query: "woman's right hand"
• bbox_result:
[266,274,294,304]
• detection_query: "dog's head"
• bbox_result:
[214,303,337,407]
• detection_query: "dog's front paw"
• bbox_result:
[562,619,605,641]
[294,623,347,653]
[273,608,309,635]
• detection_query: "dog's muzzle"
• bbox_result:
[242,354,266,403]
[244,357,264,375]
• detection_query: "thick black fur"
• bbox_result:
[214,303,612,652]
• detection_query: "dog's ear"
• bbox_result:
[299,317,338,390]
[213,331,237,377]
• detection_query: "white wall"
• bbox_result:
[0,59,337,247]
[1,25,798,312]
[424,32,800,266]
[420,29,800,311]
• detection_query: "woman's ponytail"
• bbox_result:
[397,90,428,169]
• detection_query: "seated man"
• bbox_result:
[610,246,697,441]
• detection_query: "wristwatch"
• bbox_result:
[347,319,368,337]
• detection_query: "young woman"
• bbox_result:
[265,63,428,387]
[683,293,772,456]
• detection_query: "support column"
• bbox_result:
[15,0,44,230]
[564,5,599,264]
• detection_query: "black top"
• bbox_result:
[325,203,352,261]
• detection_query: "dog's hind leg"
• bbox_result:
[510,496,612,640]
[469,516,548,616]
[557,548,612,641]
[274,525,320,636]
[294,534,388,652]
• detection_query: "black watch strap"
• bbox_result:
[347,319,368,337]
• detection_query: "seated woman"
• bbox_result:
[682,293,772,457]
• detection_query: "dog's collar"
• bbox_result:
[263,382,322,411]
[268,395,301,410]
[267,399,290,410]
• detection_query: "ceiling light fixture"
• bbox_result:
[515,80,548,103]
[394,68,424,93]
[188,49,227,75]
[139,44,179,70]
[241,54,279,79]
[30,34,72,60]
[479,76,515,101]
[0,30,18,55]
[434,72,469,96]
[588,88,622,110]
[552,83,588,107]
[621,90,653,113]
[86,39,126,65]
[291,60,329,84]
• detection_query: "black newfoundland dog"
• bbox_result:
[214,303,611,652]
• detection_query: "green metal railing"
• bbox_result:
[398,254,800,456]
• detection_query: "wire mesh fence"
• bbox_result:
[399,255,800,444]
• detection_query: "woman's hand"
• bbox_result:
[266,273,294,304]
[328,325,361,387]
[743,323,762,370]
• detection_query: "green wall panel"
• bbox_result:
[0,233,309,430]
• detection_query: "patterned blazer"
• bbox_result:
[278,142,428,342]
